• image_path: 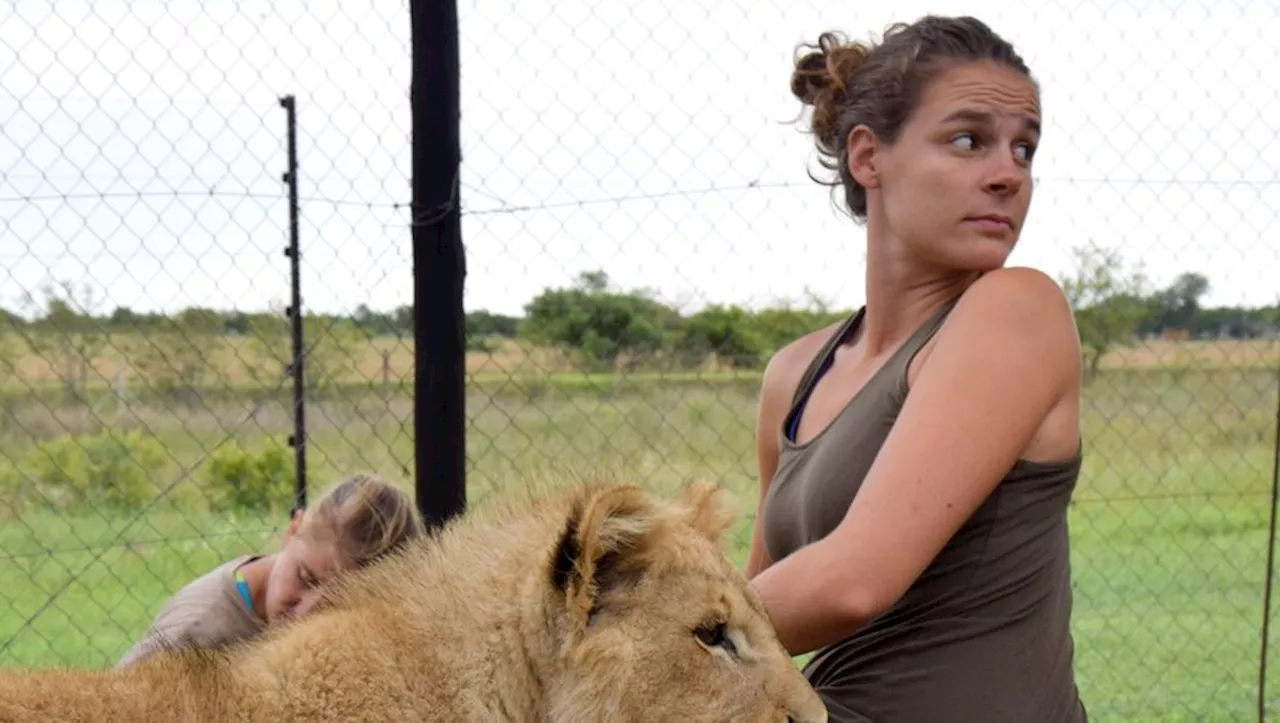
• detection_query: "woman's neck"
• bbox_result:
[859,236,978,357]
[237,554,276,623]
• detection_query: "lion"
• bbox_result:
[0,479,829,722]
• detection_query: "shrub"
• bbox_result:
[16,428,167,511]
[203,436,296,514]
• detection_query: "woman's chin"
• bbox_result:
[960,239,1017,272]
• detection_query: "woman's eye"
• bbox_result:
[951,133,976,150]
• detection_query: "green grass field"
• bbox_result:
[1,360,1278,721]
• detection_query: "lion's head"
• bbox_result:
[535,480,828,723]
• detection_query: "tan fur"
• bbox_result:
[0,478,828,722]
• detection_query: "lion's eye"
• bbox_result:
[693,622,737,656]
[694,623,723,647]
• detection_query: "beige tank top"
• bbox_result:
[114,555,266,668]
[760,300,1088,723]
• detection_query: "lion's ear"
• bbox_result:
[550,485,657,629]
[679,480,738,546]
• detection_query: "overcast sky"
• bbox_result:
[2,0,1277,319]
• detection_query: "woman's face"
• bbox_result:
[264,515,344,624]
[853,59,1042,274]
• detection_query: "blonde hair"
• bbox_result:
[296,473,426,568]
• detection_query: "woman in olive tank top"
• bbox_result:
[744,16,1089,723]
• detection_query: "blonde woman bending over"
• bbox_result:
[116,473,425,668]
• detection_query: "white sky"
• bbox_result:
[1,0,1277,319]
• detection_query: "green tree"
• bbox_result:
[391,305,414,336]
[749,288,848,355]
[1059,243,1151,380]
[241,305,291,386]
[20,280,108,399]
[130,313,220,401]
[303,316,367,390]
[240,310,366,391]
[464,310,521,353]
[108,306,143,329]
[521,270,678,371]
[0,309,19,378]
[674,304,767,369]
[1140,272,1210,335]
[175,307,227,335]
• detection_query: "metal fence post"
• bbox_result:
[280,94,308,516]
[410,0,466,529]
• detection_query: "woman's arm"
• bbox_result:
[749,267,1083,655]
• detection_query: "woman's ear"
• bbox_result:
[283,508,305,541]
[846,124,880,190]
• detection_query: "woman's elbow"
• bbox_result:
[834,581,898,631]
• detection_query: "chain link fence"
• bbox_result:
[0,0,416,668]
[3,0,1280,721]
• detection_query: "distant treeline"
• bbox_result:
[3,258,1277,375]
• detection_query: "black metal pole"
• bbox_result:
[280,94,308,516]
[410,0,466,529]
[1258,357,1280,722]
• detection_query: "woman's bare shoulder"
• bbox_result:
[760,316,851,400]
[941,266,1082,389]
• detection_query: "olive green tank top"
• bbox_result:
[760,300,1088,723]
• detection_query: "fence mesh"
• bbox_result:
[0,0,416,667]
[3,0,1279,721]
